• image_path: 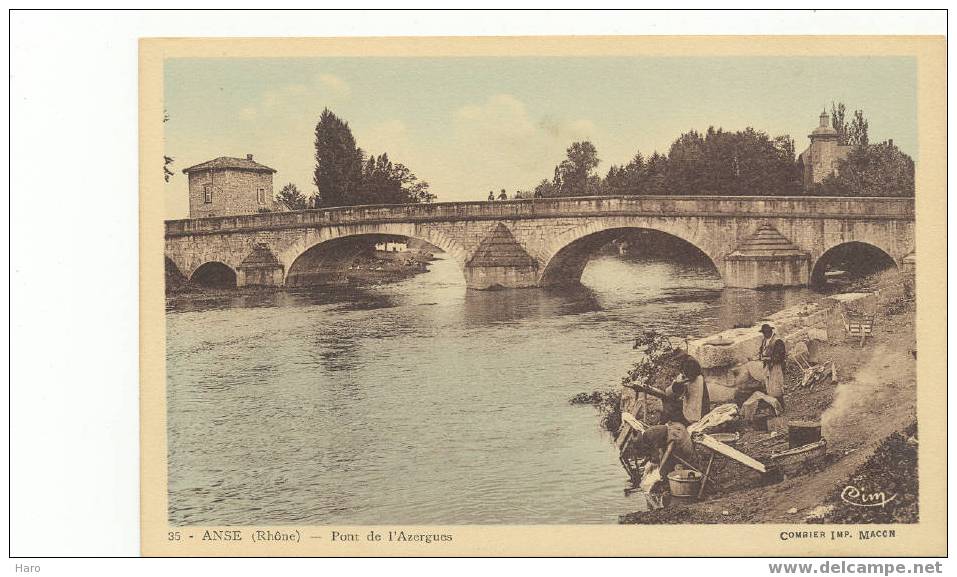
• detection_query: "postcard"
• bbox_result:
[140,34,946,556]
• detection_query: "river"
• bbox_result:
[166,253,814,525]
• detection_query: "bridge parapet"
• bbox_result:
[165,195,914,236]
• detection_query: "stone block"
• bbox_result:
[706,380,738,404]
[825,292,876,309]
[689,301,830,370]
[806,332,829,364]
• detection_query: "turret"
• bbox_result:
[800,110,848,188]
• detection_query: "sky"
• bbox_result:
[164,56,916,219]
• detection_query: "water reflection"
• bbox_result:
[461,285,603,327]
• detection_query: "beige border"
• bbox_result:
[140,35,946,557]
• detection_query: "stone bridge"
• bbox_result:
[164,195,915,290]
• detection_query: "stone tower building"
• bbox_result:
[797,111,852,190]
[183,154,277,218]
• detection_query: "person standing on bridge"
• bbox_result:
[498,189,508,200]
[487,190,495,201]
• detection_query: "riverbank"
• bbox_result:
[337,249,433,284]
[166,248,435,295]
[619,278,917,524]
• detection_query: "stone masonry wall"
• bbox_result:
[807,140,852,185]
[188,169,275,218]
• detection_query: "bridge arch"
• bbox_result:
[810,241,899,289]
[278,223,469,287]
[190,261,238,288]
[538,223,723,287]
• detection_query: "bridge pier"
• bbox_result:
[723,224,811,289]
[724,255,810,289]
[235,243,285,287]
[902,252,916,276]
[463,223,541,290]
[464,264,539,290]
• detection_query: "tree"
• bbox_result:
[819,140,914,197]
[313,108,364,207]
[661,127,801,196]
[276,182,307,210]
[832,102,870,148]
[553,141,601,196]
[163,110,174,183]
[848,109,869,147]
[771,135,803,195]
[357,153,396,204]
[314,109,435,207]
[603,152,645,195]
[533,178,559,198]
[642,152,669,195]
[400,166,436,204]
[773,135,796,161]
[357,152,435,205]
[831,102,849,145]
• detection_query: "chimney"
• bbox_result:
[246,154,254,160]
[819,110,829,128]
[888,139,894,147]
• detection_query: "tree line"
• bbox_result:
[518,103,913,199]
[245,102,915,209]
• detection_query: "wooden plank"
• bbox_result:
[696,434,767,473]
[698,453,716,500]
[621,412,648,432]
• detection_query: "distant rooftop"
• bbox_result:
[182,154,277,174]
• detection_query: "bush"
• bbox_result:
[569,390,623,433]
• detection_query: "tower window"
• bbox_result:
[258,188,266,205]
[203,184,212,204]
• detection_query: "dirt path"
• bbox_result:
[622,302,916,524]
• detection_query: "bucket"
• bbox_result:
[788,420,822,449]
[667,469,702,498]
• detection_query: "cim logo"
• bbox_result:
[840,485,898,508]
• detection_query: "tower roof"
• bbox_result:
[809,110,839,139]
[182,155,277,174]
